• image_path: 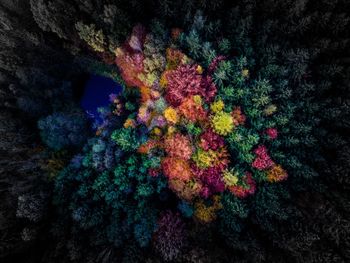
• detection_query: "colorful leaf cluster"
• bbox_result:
[51,20,307,254]
[114,26,288,207]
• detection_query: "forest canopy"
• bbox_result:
[0,1,349,263]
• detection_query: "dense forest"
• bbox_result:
[0,0,349,262]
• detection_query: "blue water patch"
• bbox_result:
[80,75,122,122]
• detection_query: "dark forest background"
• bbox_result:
[0,0,349,262]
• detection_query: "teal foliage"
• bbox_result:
[38,109,90,150]
[52,101,168,249]
[111,128,141,151]
[219,193,248,237]
[251,184,290,232]
[178,201,194,218]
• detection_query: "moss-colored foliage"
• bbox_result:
[75,22,106,52]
